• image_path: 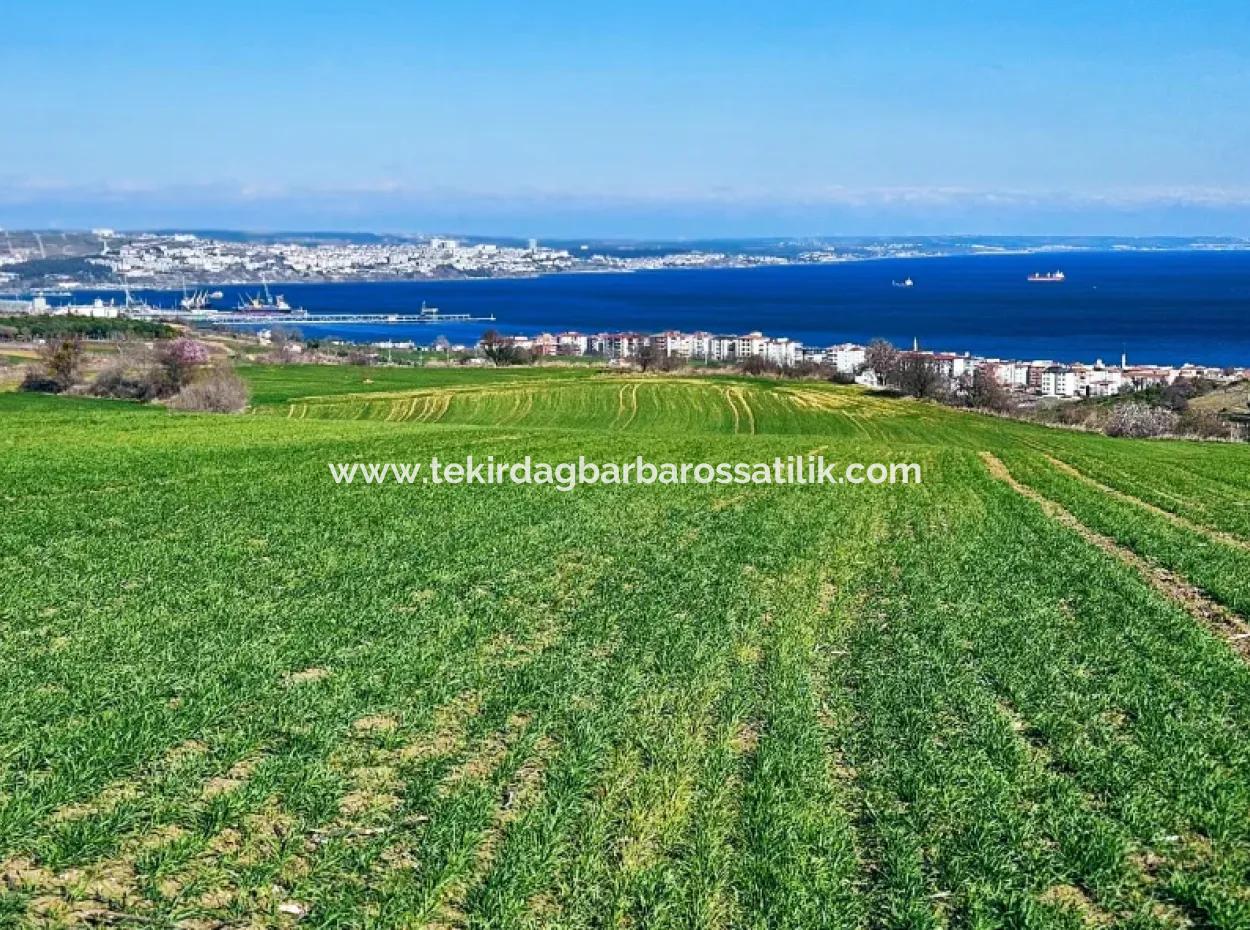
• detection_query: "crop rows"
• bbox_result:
[3,369,1250,928]
[253,375,982,442]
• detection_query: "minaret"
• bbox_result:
[1120,352,1127,369]
[913,336,919,352]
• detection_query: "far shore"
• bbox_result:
[39,241,1250,293]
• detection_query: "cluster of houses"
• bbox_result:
[940,353,1244,397]
[485,329,1249,397]
[490,330,867,371]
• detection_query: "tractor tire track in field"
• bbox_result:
[981,452,1250,660]
[428,734,559,929]
[575,563,823,927]
[262,555,607,925]
[742,558,867,928]
[829,497,1146,928]
[732,387,756,434]
[351,712,555,929]
[529,499,854,929]
[722,387,741,434]
[0,538,606,925]
[427,391,452,422]
[989,692,1201,928]
[2,748,272,926]
[171,542,619,927]
[611,382,628,429]
[515,388,536,426]
[1016,434,1199,512]
[122,560,581,926]
[617,382,640,431]
[1043,452,1250,553]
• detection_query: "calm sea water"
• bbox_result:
[107,250,1250,366]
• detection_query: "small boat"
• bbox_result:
[892,277,914,288]
[1028,270,1066,282]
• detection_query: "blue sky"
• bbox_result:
[4,0,1249,236]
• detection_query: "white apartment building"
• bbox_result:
[531,333,558,356]
[735,331,769,359]
[998,361,1032,389]
[827,344,867,374]
[1074,361,1124,397]
[593,332,643,359]
[651,330,688,358]
[709,335,740,362]
[764,337,803,366]
[557,332,589,355]
[1041,366,1079,397]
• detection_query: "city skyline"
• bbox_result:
[6,0,1250,236]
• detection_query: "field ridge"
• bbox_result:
[981,451,1250,659]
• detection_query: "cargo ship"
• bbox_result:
[892,277,914,288]
[237,279,302,314]
[1027,270,1066,282]
[179,282,215,310]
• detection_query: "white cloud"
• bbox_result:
[4,178,1250,237]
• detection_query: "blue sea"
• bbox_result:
[102,249,1250,366]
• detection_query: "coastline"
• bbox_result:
[29,249,1250,367]
[62,241,1250,291]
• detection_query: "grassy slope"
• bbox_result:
[2,370,1250,928]
[1190,381,1250,416]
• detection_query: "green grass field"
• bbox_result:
[3,365,1250,929]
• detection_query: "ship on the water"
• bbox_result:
[892,277,914,288]
[1027,270,1066,282]
[237,279,304,315]
[179,282,215,310]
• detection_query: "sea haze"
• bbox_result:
[105,250,1250,367]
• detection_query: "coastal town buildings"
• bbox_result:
[0,231,823,290]
[1041,366,1078,398]
[475,329,1248,396]
[3,272,1245,394]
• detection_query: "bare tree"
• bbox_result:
[20,334,85,393]
[739,355,780,376]
[893,354,948,400]
[864,339,900,385]
[42,334,85,387]
[963,367,1014,412]
[480,329,525,366]
[636,341,663,372]
[267,326,302,363]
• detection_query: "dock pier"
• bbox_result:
[128,311,497,326]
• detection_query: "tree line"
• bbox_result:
[0,314,176,341]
